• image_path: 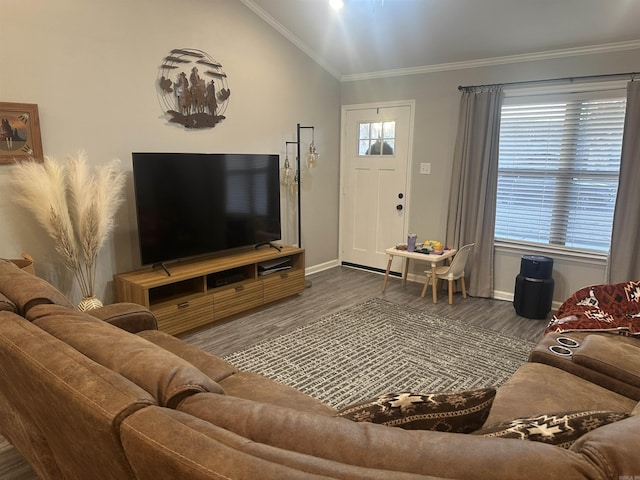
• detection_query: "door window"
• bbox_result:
[358,121,396,156]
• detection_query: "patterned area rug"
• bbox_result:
[225,298,535,409]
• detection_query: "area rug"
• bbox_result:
[224,298,535,409]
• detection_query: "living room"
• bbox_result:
[2,2,640,478]
[1,0,639,308]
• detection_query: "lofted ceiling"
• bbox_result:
[241,0,640,80]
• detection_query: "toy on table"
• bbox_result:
[417,240,443,254]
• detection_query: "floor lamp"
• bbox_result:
[295,123,318,249]
[282,124,318,287]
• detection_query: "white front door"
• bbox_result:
[340,102,414,272]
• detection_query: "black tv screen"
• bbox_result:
[132,152,281,266]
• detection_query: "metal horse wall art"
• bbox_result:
[157,48,231,129]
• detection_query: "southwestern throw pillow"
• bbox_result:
[336,387,496,432]
[474,410,629,448]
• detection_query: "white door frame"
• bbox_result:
[338,99,415,269]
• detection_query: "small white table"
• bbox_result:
[381,247,457,303]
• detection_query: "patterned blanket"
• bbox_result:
[545,281,640,336]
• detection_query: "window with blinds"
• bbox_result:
[495,87,627,253]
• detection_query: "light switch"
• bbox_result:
[420,162,431,175]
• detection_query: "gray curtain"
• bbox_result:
[608,80,640,283]
[445,87,503,297]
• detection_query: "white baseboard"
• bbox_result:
[404,281,562,311]
[306,259,340,276]
[494,289,561,310]
[309,264,563,310]
[405,272,424,285]
[492,289,514,303]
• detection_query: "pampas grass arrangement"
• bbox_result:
[11,151,126,309]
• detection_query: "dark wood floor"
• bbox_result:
[180,265,550,354]
[0,266,550,479]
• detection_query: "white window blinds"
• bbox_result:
[495,86,627,252]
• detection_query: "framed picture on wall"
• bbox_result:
[0,102,43,164]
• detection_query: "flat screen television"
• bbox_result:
[132,152,281,266]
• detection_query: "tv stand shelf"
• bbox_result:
[114,246,304,335]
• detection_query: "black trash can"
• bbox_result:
[513,255,554,319]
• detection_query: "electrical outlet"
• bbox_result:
[420,162,431,175]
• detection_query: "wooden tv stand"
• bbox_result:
[114,246,304,335]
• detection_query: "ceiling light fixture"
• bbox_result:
[329,0,344,11]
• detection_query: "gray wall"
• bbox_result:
[0,0,341,303]
[341,49,640,303]
[2,0,638,306]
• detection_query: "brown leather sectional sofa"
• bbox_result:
[0,258,639,479]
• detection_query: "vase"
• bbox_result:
[77,295,103,312]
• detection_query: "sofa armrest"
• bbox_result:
[87,303,158,333]
[573,335,640,389]
[529,333,640,401]
[0,259,74,314]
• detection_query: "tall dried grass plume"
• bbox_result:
[11,151,126,301]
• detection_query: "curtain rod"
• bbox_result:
[458,71,639,91]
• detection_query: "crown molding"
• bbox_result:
[341,40,640,82]
[239,0,640,84]
[239,0,343,80]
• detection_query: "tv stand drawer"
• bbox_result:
[263,269,304,303]
[214,282,263,320]
[153,296,214,335]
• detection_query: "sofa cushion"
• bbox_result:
[0,292,16,313]
[484,362,637,426]
[137,329,238,382]
[134,332,334,416]
[0,259,73,315]
[33,306,225,408]
[179,393,606,479]
[474,410,629,448]
[335,388,496,432]
[87,303,158,332]
[124,406,409,480]
[218,371,336,416]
